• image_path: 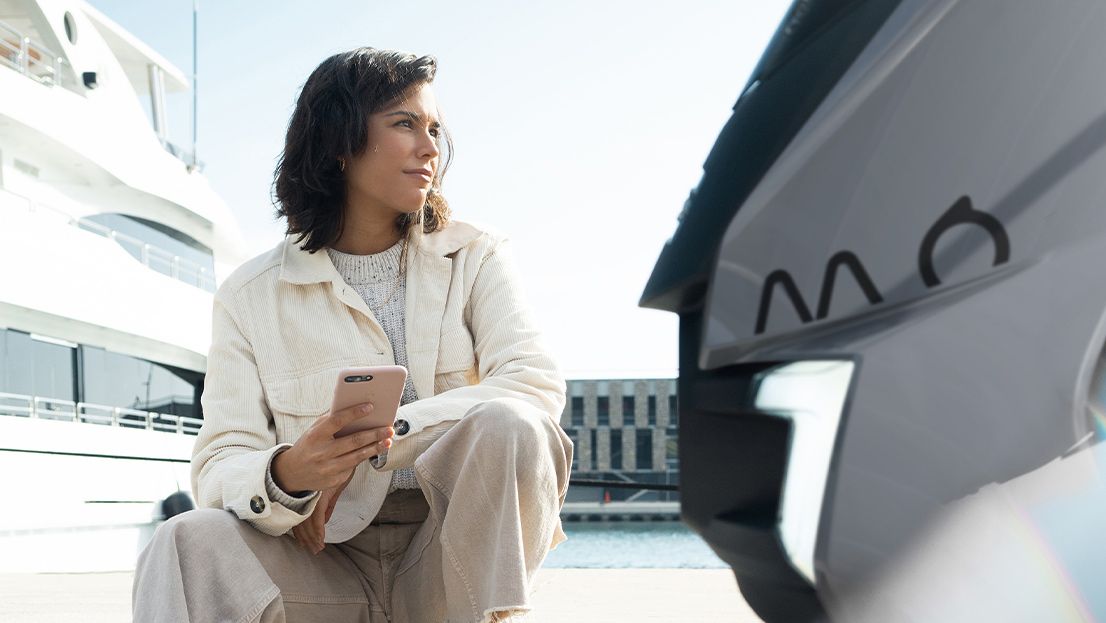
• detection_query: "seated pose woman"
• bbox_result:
[133,48,573,623]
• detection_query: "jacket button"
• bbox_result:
[394,419,410,436]
[250,495,266,514]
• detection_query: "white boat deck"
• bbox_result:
[0,569,764,622]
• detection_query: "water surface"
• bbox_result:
[544,521,728,568]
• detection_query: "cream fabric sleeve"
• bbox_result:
[265,447,317,512]
[191,296,321,536]
[375,237,567,471]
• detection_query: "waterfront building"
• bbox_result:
[560,378,679,506]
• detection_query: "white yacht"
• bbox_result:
[0,0,243,572]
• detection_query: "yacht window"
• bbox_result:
[81,212,216,291]
[0,329,76,401]
[63,11,77,44]
[81,346,199,419]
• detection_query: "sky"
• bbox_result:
[88,0,793,379]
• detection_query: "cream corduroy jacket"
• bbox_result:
[191,220,567,541]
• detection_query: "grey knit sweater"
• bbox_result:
[326,239,420,492]
[264,237,421,514]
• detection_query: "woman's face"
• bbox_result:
[345,82,442,220]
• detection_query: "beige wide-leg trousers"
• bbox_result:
[132,397,574,623]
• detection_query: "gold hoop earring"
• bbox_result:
[338,159,346,172]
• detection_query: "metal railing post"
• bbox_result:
[19,36,28,75]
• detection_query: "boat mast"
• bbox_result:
[190,0,198,171]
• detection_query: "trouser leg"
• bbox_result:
[338,488,430,622]
[133,508,375,623]
[391,397,574,623]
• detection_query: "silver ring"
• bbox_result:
[369,449,389,469]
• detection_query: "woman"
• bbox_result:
[133,48,573,623]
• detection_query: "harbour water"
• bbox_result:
[544,521,728,569]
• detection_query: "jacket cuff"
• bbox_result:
[219,444,321,536]
[265,445,318,513]
[371,417,456,471]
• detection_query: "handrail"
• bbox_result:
[34,396,77,422]
[1,188,216,292]
[0,391,202,436]
[0,19,67,88]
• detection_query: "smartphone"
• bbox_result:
[331,365,407,438]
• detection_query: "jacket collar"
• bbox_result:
[277,220,482,286]
[275,220,483,400]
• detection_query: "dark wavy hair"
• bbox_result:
[273,48,453,253]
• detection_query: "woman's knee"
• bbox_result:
[152,508,244,553]
[466,398,550,443]
[464,399,570,469]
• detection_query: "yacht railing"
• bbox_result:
[0,391,203,436]
[0,187,217,292]
[0,19,67,88]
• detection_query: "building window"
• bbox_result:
[566,429,579,471]
[648,395,657,426]
[666,426,679,471]
[597,396,609,427]
[636,429,653,471]
[571,396,584,427]
[589,429,598,472]
[621,396,634,425]
[610,429,623,470]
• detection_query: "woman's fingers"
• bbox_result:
[335,425,394,455]
[280,418,395,493]
[321,402,375,437]
[293,520,317,553]
[333,438,392,473]
[311,493,329,553]
[292,489,332,555]
[324,495,337,523]
[324,487,341,523]
[325,468,356,524]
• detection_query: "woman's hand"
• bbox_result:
[271,402,395,494]
[292,470,354,554]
